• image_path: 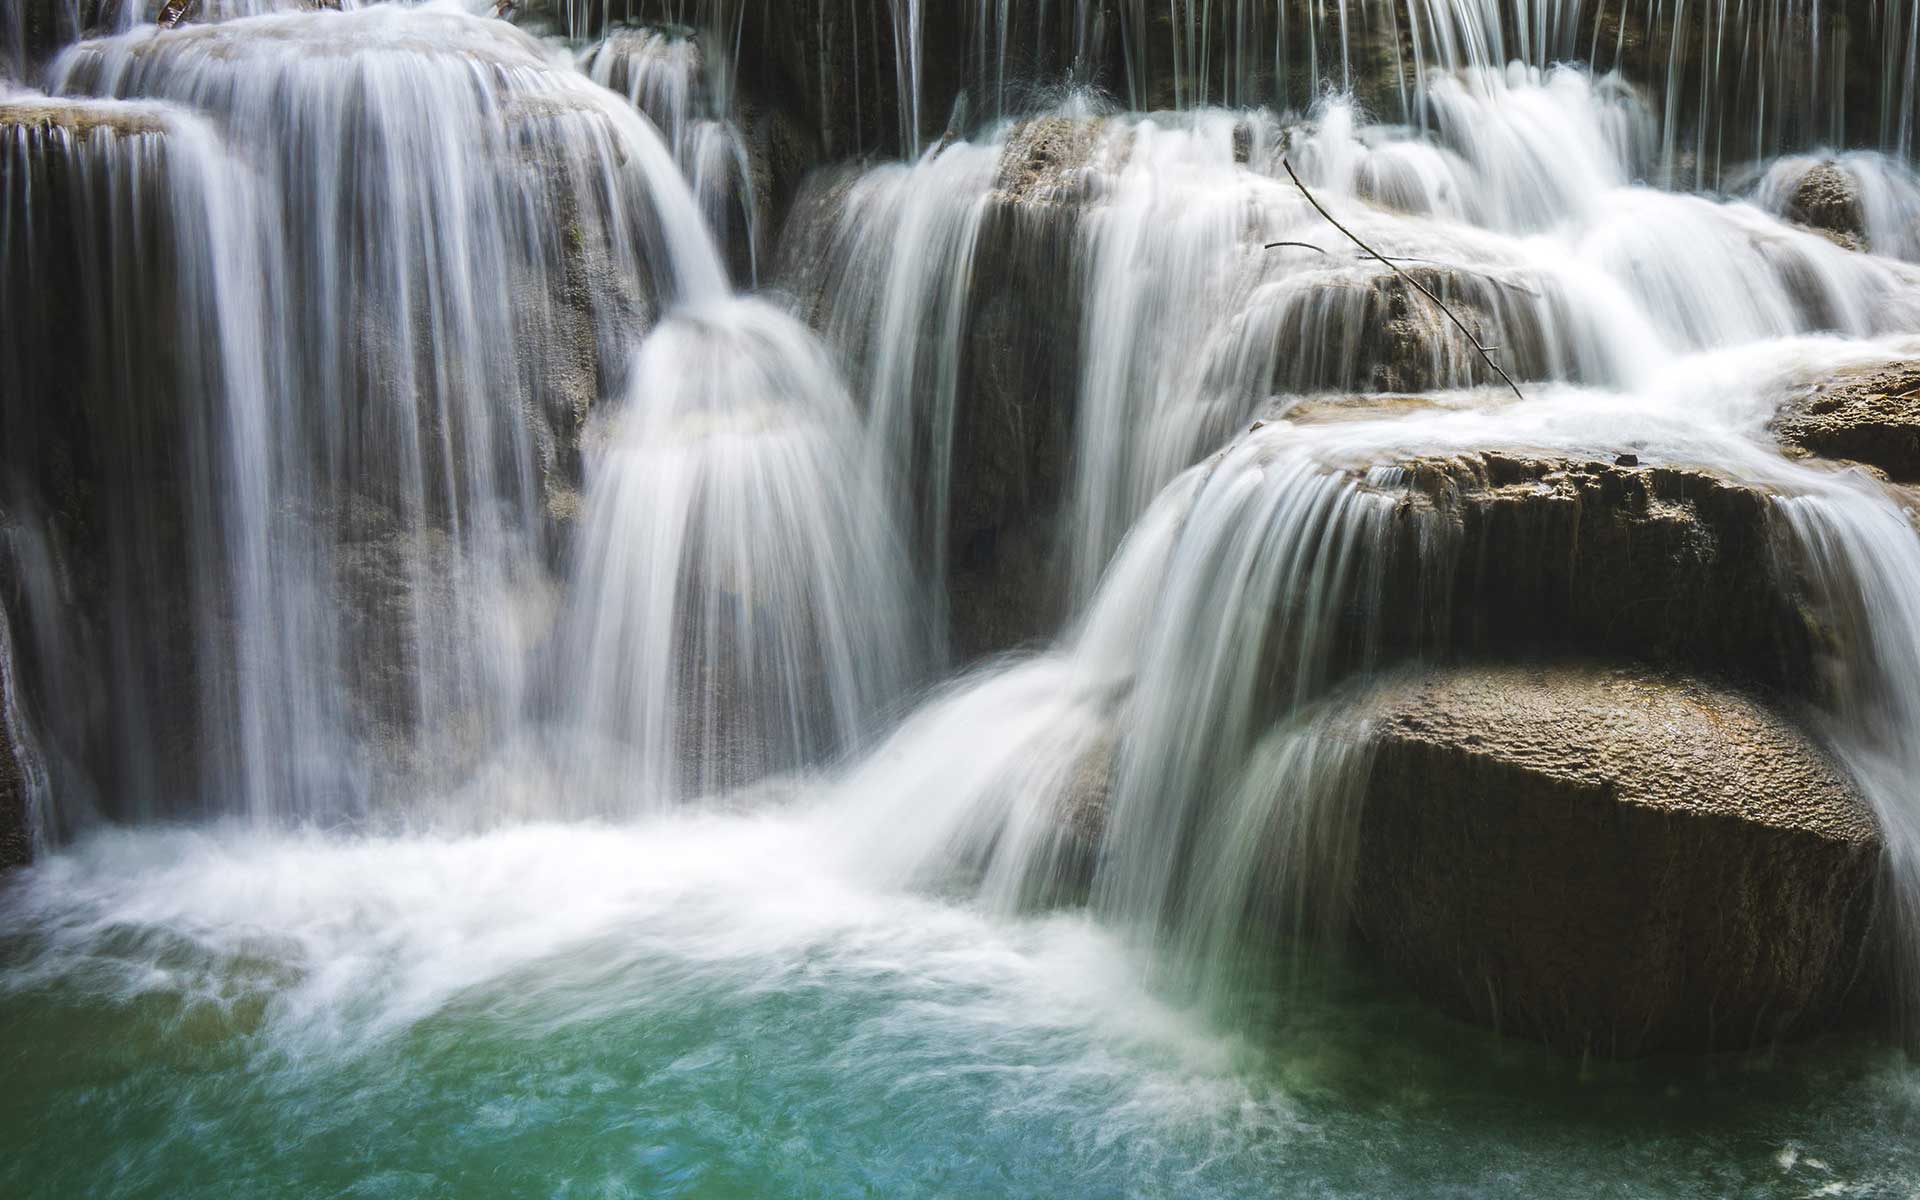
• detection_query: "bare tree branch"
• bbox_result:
[1279,158,1526,402]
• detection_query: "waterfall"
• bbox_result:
[783,136,1005,624]
[1,91,280,823]
[6,7,734,826]
[555,297,919,805]
[10,0,1920,1190]
[581,22,763,282]
[1775,488,1920,1032]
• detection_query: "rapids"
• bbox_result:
[4,0,1920,1195]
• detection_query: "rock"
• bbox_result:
[991,116,1111,208]
[0,98,167,138]
[1382,453,1820,693]
[1257,264,1559,395]
[1780,160,1868,247]
[1775,359,1920,482]
[735,91,818,279]
[1355,663,1885,1057]
[0,604,32,872]
[1225,449,1820,700]
[0,746,26,870]
[943,118,1108,659]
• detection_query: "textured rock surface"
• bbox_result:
[0,610,28,871]
[1383,453,1819,691]
[1355,663,1885,1057]
[0,741,24,870]
[1231,448,1819,698]
[944,118,1105,659]
[1779,160,1868,248]
[1775,359,1920,481]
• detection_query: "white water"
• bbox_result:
[580,22,761,281]
[771,51,1920,1028]
[7,3,1920,1191]
[556,297,918,803]
[12,5,753,824]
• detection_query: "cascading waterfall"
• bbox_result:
[1,91,281,825]
[873,0,1919,177]
[8,0,1920,1194]
[555,297,918,804]
[1754,149,1920,260]
[8,6,739,827]
[783,134,1004,618]
[1091,449,1399,985]
[1776,489,1920,1028]
[769,52,1920,1028]
[581,21,763,280]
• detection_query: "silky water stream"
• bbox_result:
[2,2,1920,1196]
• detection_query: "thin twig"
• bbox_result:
[1262,240,1330,253]
[1280,158,1525,402]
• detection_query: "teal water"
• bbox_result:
[1,821,1915,1199]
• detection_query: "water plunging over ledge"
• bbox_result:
[3,0,1920,1195]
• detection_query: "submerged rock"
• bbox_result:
[1775,359,1920,482]
[1356,663,1884,1057]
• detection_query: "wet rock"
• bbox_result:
[0,597,31,871]
[0,98,168,138]
[1779,160,1868,248]
[991,116,1111,208]
[1355,663,1884,1057]
[1259,264,1558,395]
[1775,359,1920,482]
[0,741,25,870]
[1384,453,1818,692]
[1,104,215,819]
[945,118,1108,659]
[735,92,818,275]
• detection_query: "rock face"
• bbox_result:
[1779,160,1868,248]
[1775,360,1920,482]
[1356,664,1884,1057]
[1389,454,1817,690]
[944,118,1103,659]
[0,632,29,871]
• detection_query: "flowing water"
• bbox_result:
[5,0,1920,1195]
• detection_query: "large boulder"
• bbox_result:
[1389,454,1818,690]
[1775,359,1920,482]
[1243,450,1820,696]
[1355,664,1885,1057]
[1777,160,1869,249]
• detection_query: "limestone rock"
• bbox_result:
[946,118,1107,659]
[1775,359,1920,482]
[1355,663,1885,1056]
[0,638,29,871]
[1780,160,1868,247]
[1383,453,1819,692]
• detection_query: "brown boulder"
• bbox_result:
[1355,664,1884,1057]
[1775,359,1920,482]
[1388,453,1819,691]
[1780,160,1869,248]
